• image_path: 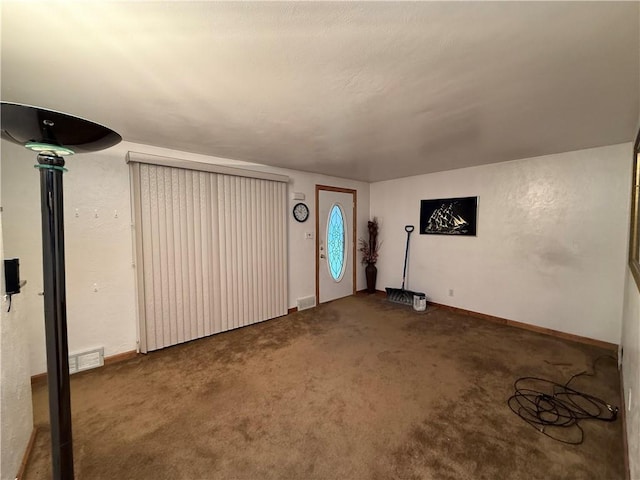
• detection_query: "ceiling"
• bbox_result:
[1,1,638,182]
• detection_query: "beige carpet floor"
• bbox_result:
[25,295,624,479]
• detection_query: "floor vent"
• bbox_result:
[69,347,104,375]
[297,295,316,311]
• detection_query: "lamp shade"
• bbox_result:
[1,102,121,154]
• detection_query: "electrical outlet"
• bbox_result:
[448,289,454,297]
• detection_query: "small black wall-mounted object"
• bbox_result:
[5,258,20,295]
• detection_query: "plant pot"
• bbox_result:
[365,263,377,294]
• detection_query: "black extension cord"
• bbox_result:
[507,356,619,445]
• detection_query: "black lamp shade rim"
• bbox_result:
[1,102,121,154]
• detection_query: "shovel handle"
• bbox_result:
[401,225,415,289]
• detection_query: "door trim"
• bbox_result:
[315,185,357,303]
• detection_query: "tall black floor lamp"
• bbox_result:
[1,102,121,480]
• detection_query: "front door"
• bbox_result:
[317,187,356,303]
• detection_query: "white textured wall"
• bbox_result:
[622,69,639,478]
[2,140,138,377]
[371,143,631,344]
[1,140,370,375]
[0,295,33,480]
[0,157,33,480]
[622,268,640,480]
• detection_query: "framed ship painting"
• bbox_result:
[420,196,478,236]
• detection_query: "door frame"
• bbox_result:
[315,185,358,303]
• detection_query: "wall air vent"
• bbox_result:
[69,347,104,375]
[296,295,316,311]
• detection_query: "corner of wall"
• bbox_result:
[0,161,35,480]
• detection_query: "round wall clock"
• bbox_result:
[292,202,310,222]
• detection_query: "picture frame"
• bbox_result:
[419,196,478,236]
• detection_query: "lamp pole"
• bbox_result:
[37,152,74,480]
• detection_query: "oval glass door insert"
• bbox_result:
[326,203,346,281]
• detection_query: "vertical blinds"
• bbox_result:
[130,161,288,353]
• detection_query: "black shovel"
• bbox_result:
[386,225,424,305]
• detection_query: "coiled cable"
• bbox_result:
[507,356,618,445]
